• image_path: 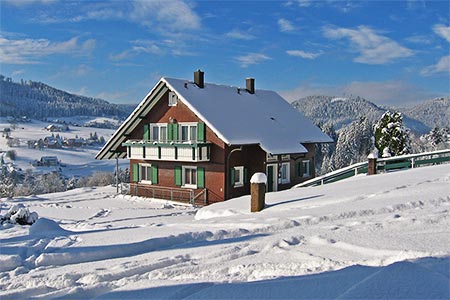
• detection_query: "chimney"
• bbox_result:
[246,78,255,94]
[194,69,204,88]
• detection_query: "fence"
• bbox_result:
[129,183,208,205]
[295,149,450,188]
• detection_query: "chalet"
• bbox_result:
[96,70,332,204]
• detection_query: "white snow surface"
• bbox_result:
[163,77,332,154]
[1,164,449,299]
[0,117,125,177]
[250,172,267,184]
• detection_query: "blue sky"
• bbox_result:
[1,0,449,107]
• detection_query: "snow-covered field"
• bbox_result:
[0,117,125,177]
[1,164,449,299]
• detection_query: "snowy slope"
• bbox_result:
[0,117,125,177]
[0,164,449,299]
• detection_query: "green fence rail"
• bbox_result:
[295,148,450,188]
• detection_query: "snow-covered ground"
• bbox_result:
[0,117,125,177]
[1,164,449,299]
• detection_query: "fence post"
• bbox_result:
[250,173,267,212]
[367,152,378,175]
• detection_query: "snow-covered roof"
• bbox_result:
[163,77,332,154]
[96,76,332,160]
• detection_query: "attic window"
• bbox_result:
[168,91,178,106]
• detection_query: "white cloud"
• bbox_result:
[286,50,322,59]
[323,25,414,64]
[433,24,450,42]
[278,18,296,32]
[12,69,25,77]
[0,36,95,65]
[130,0,201,32]
[225,29,256,40]
[421,55,450,76]
[280,79,437,107]
[110,40,170,61]
[3,0,55,6]
[236,53,271,68]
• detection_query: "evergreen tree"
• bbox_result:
[374,111,411,157]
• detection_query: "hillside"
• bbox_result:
[1,164,449,299]
[400,97,450,129]
[0,76,134,119]
[292,95,431,134]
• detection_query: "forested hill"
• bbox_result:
[0,75,134,119]
[291,95,432,135]
[400,97,450,129]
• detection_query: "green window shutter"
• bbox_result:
[143,124,149,140]
[297,162,303,177]
[197,167,205,188]
[152,165,158,184]
[174,165,182,186]
[197,122,206,142]
[244,168,248,184]
[230,168,235,187]
[132,163,139,182]
[168,123,173,141]
[173,123,179,142]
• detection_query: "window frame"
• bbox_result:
[182,166,197,188]
[168,91,178,106]
[302,160,311,177]
[179,123,198,143]
[139,163,152,184]
[280,162,290,184]
[149,123,167,143]
[234,166,244,187]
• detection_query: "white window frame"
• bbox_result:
[234,166,244,187]
[267,153,278,162]
[139,163,152,184]
[302,160,311,177]
[281,154,290,161]
[281,162,290,184]
[150,123,167,143]
[180,123,198,143]
[182,166,197,188]
[168,91,178,106]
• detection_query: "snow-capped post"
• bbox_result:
[250,173,267,212]
[367,150,378,175]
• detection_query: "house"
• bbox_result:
[43,136,62,149]
[96,70,332,204]
[34,156,59,167]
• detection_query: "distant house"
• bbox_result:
[44,136,62,149]
[34,156,59,167]
[97,70,332,204]
[64,138,84,148]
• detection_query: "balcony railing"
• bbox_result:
[123,139,211,162]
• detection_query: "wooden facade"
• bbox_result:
[125,88,317,204]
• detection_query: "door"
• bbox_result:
[266,164,278,192]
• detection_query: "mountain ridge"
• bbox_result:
[0,75,134,119]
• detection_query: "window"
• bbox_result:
[150,124,167,142]
[281,155,290,161]
[234,166,244,187]
[180,123,197,142]
[302,160,311,177]
[139,163,152,183]
[281,162,290,184]
[182,166,197,188]
[267,154,278,162]
[168,91,178,106]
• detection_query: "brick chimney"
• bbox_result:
[194,69,204,88]
[246,78,255,94]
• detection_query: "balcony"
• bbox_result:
[123,140,211,162]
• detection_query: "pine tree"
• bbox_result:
[374,111,411,157]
